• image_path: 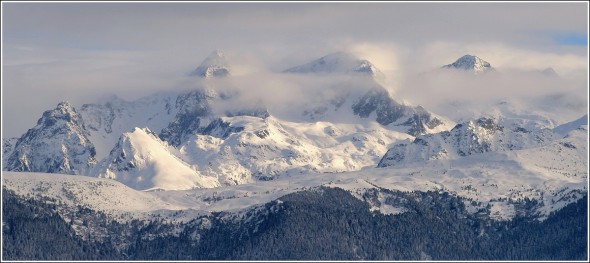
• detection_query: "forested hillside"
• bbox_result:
[2,187,587,260]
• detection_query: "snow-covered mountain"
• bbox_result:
[177,115,412,185]
[2,137,18,163]
[2,46,587,261]
[283,52,381,77]
[442,54,494,73]
[3,102,97,174]
[4,121,586,222]
[296,83,451,136]
[78,93,180,160]
[158,88,219,147]
[94,127,219,191]
[155,85,270,148]
[3,51,456,191]
[553,114,588,137]
[2,49,586,213]
[285,52,451,136]
[350,87,447,135]
[377,117,556,168]
[189,50,230,78]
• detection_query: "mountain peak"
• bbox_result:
[210,49,224,57]
[4,101,96,174]
[442,54,494,73]
[283,51,381,76]
[56,101,75,112]
[97,126,219,190]
[38,101,80,126]
[190,50,230,78]
[540,67,558,77]
[57,100,73,108]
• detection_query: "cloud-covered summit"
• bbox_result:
[283,52,381,77]
[190,50,231,78]
[442,55,494,73]
[2,2,586,138]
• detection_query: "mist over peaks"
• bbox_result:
[442,54,495,73]
[283,51,382,77]
[190,50,231,78]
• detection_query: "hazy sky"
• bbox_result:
[2,2,588,138]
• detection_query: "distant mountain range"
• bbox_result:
[2,51,587,261]
[3,51,458,190]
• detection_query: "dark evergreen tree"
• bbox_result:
[2,186,587,260]
[2,188,120,260]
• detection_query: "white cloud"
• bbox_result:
[410,41,587,76]
[1,2,588,138]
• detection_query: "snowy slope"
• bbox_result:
[4,123,587,222]
[2,172,184,217]
[2,50,586,213]
[79,92,180,160]
[284,53,453,136]
[2,137,18,164]
[554,114,588,137]
[3,102,97,175]
[290,79,453,136]
[30,82,419,189]
[422,94,587,132]
[3,51,454,190]
[156,86,266,148]
[442,54,494,73]
[78,51,243,159]
[79,84,264,157]
[95,127,219,191]
[178,115,413,185]
[378,117,556,167]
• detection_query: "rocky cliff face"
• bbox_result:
[2,51,452,189]
[286,52,448,136]
[378,117,556,167]
[4,102,97,174]
[352,87,444,136]
[159,89,217,147]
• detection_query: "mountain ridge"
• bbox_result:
[283,51,381,77]
[3,101,97,175]
[3,51,453,190]
[190,50,231,78]
[2,51,586,198]
[442,54,495,73]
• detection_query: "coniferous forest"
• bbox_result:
[2,187,587,260]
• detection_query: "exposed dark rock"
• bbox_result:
[4,102,96,174]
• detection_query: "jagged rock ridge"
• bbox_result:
[378,117,556,167]
[3,102,97,174]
